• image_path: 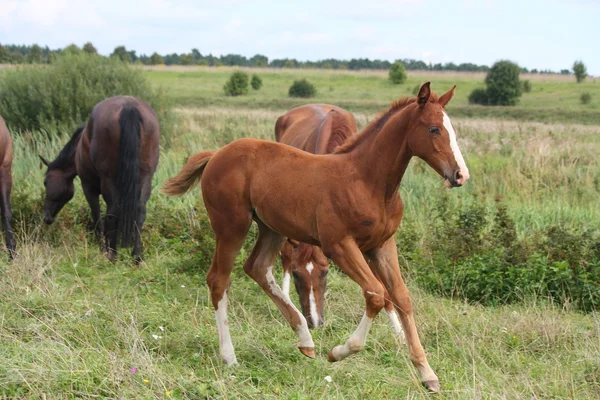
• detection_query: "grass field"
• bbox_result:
[0,68,599,399]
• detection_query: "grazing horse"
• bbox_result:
[275,104,357,328]
[162,83,469,392]
[0,115,15,258]
[40,96,160,261]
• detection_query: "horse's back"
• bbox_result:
[275,104,356,155]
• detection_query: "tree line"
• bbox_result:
[0,42,571,74]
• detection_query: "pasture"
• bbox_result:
[0,67,599,399]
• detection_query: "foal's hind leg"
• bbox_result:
[244,221,314,358]
[101,180,118,262]
[0,168,15,259]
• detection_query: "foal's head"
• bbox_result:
[289,243,329,328]
[39,126,83,224]
[406,82,470,188]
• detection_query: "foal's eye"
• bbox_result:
[429,127,440,135]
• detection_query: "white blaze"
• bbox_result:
[309,288,320,327]
[305,262,314,274]
[442,112,470,181]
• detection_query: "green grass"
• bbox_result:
[0,69,599,398]
[145,67,600,124]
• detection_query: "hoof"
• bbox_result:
[422,379,440,393]
[222,356,238,366]
[327,346,342,362]
[298,346,315,359]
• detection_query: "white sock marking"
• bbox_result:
[443,112,470,182]
[266,266,314,348]
[215,292,237,365]
[281,272,291,298]
[331,311,373,360]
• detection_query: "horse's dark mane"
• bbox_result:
[49,125,85,170]
[333,96,418,154]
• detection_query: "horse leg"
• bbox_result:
[368,262,405,342]
[325,238,386,362]
[0,168,15,259]
[132,177,152,263]
[101,180,118,262]
[243,221,314,358]
[81,181,103,250]
[280,241,293,297]
[367,236,439,392]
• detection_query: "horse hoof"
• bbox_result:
[422,379,440,393]
[327,346,342,362]
[298,346,315,359]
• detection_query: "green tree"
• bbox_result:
[111,46,131,63]
[288,79,316,98]
[388,61,407,84]
[0,45,9,63]
[63,44,82,55]
[573,60,587,83]
[28,44,43,63]
[251,74,262,90]
[149,52,164,65]
[484,60,522,105]
[83,42,97,55]
[180,53,195,65]
[223,71,249,96]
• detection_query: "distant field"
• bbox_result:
[145,66,600,124]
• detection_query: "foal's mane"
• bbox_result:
[333,96,420,154]
[49,125,85,170]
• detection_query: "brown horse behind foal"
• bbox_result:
[0,115,15,258]
[40,96,160,261]
[275,104,357,328]
[162,83,469,392]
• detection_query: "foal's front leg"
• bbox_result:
[325,238,387,361]
[367,236,439,392]
[0,168,15,259]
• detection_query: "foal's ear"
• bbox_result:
[417,82,431,107]
[438,85,456,108]
[39,155,50,168]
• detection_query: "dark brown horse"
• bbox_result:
[40,96,160,261]
[275,104,357,328]
[162,83,469,392]
[0,115,15,258]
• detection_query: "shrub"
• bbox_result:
[412,84,420,95]
[573,60,587,83]
[250,74,262,90]
[521,80,532,93]
[484,60,522,105]
[388,61,407,84]
[0,53,172,134]
[468,88,489,105]
[580,92,592,105]
[223,71,249,96]
[288,79,316,98]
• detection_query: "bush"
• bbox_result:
[484,60,522,105]
[388,62,407,84]
[288,79,316,98]
[468,88,489,105]
[0,53,172,133]
[250,74,262,90]
[223,71,249,96]
[580,92,592,105]
[573,60,587,83]
[412,84,420,95]
[521,80,532,93]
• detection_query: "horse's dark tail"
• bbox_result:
[117,104,143,249]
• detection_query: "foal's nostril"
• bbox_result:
[455,170,463,182]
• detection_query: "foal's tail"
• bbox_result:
[117,104,142,248]
[161,151,216,196]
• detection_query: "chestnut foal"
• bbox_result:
[162,83,469,392]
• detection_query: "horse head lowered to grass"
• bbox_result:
[162,82,469,392]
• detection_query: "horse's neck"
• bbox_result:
[347,113,412,201]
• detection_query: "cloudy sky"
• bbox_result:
[1,0,598,74]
